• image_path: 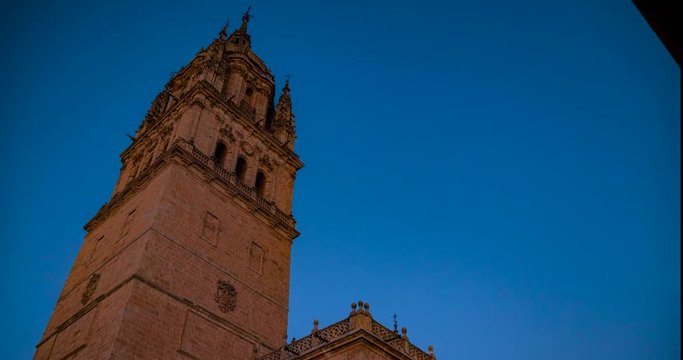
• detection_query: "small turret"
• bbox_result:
[273,78,296,150]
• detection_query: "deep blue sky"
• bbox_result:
[0,1,679,359]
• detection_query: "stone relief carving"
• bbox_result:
[191,99,206,109]
[147,138,159,154]
[158,124,173,148]
[219,124,235,143]
[240,141,254,156]
[259,155,273,171]
[215,280,238,313]
[81,273,101,305]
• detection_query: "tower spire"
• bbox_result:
[240,6,252,31]
[276,78,292,113]
[228,6,252,47]
[284,74,291,90]
[35,10,303,360]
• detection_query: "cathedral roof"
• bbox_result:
[259,301,436,360]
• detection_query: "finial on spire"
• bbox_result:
[219,20,229,39]
[240,5,252,30]
[283,74,292,90]
[393,313,398,333]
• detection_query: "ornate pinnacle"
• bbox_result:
[277,78,292,105]
[275,79,292,121]
[284,74,292,90]
[273,76,295,149]
[219,20,229,39]
[240,5,252,31]
[226,7,252,47]
[428,345,436,359]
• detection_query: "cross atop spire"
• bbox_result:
[240,6,252,31]
[228,6,253,48]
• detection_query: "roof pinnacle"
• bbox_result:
[428,345,436,358]
[227,6,252,48]
[283,75,291,91]
[219,20,229,39]
[240,5,252,31]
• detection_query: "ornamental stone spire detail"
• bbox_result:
[218,20,229,39]
[273,79,296,150]
[228,6,252,48]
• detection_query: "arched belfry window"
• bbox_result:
[255,171,266,197]
[213,142,227,167]
[235,157,247,183]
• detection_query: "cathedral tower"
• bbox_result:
[34,10,302,360]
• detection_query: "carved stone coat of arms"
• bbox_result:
[215,280,237,313]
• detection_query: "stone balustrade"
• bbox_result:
[258,301,435,360]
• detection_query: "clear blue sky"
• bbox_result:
[0,1,679,359]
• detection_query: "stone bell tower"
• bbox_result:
[34,8,303,360]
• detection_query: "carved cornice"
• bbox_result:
[121,83,303,171]
[258,302,434,360]
[224,43,274,82]
[196,81,303,170]
[85,140,299,240]
[176,140,297,231]
[258,323,432,360]
[189,82,302,168]
[225,57,274,89]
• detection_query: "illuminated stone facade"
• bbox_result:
[34,9,434,360]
